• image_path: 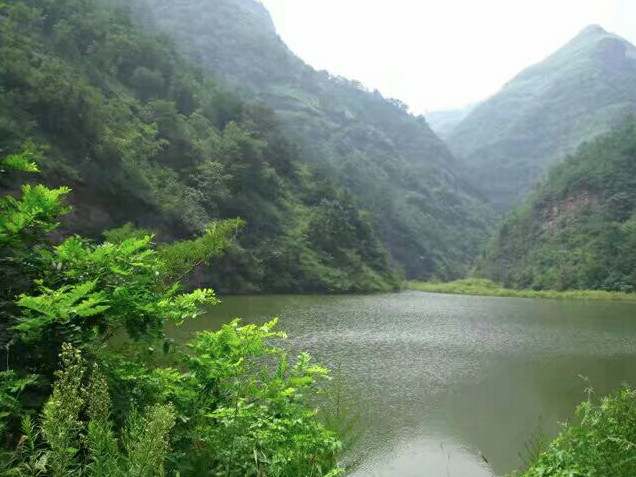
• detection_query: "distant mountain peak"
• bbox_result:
[447,22,636,211]
[235,0,278,34]
[578,24,608,36]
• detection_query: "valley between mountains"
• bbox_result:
[3,1,636,476]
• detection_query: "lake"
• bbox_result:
[169,291,636,476]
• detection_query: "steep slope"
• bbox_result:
[124,0,496,280]
[448,25,636,211]
[0,0,399,293]
[482,117,636,291]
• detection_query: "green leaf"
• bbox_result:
[1,153,39,173]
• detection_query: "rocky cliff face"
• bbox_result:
[541,192,599,232]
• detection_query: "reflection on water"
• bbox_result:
[169,291,636,476]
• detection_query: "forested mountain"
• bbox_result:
[0,0,400,293]
[482,117,636,291]
[447,25,636,211]
[123,0,496,280]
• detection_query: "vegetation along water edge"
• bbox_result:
[407,278,636,302]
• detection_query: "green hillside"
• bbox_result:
[448,25,636,211]
[482,117,636,291]
[0,0,400,293]
[124,0,496,280]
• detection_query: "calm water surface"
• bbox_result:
[170,291,636,477]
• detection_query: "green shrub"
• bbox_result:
[519,387,636,476]
[2,344,176,477]
[0,151,344,476]
[172,319,343,476]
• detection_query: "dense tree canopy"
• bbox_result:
[482,117,636,291]
[125,0,496,281]
[0,0,399,293]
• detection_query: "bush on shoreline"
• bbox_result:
[0,151,343,476]
[518,387,636,477]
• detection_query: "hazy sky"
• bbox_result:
[259,0,636,113]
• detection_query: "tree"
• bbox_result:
[0,150,343,476]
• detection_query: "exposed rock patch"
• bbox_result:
[541,192,599,232]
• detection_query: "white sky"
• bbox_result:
[259,0,636,113]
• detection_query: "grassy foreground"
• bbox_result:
[407,278,636,302]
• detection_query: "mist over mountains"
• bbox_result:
[4,0,636,292]
[4,2,636,477]
[125,0,496,280]
[445,24,636,211]
[129,0,636,291]
[426,103,477,140]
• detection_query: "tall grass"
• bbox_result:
[407,278,636,302]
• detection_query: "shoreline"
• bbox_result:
[406,279,636,302]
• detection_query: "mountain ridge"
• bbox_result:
[0,0,400,293]
[447,24,636,211]
[123,0,496,280]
